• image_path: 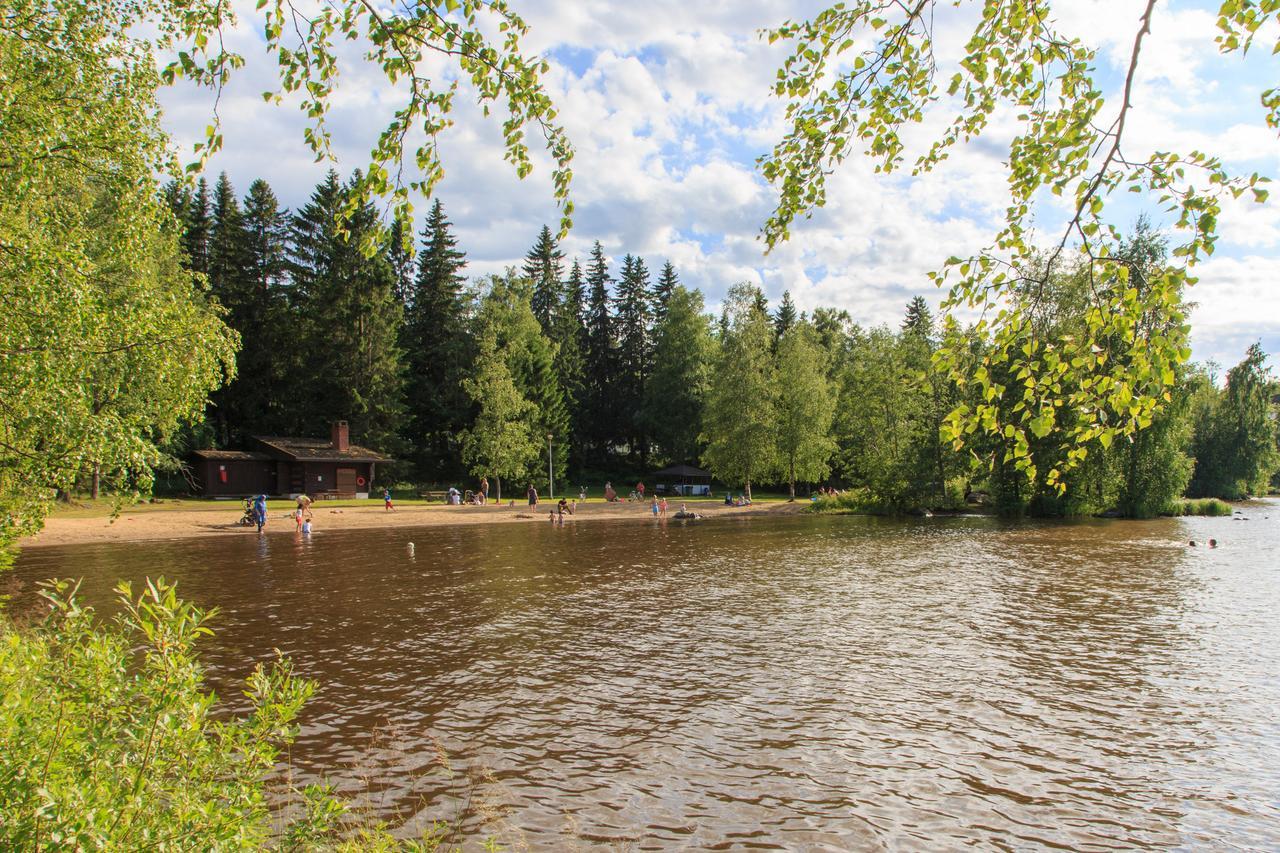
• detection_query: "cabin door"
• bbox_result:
[336,467,358,494]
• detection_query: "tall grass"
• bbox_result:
[1161,497,1233,517]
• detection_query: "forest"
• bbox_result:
[161,170,1280,517]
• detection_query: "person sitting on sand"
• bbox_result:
[604,482,617,502]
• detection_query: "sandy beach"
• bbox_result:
[19,498,804,548]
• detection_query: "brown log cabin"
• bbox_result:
[191,421,390,499]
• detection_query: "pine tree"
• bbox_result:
[205,173,248,444]
[583,242,616,462]
[403,198,471,480]
[236,178,292,435]
[774,290,797,341]
[553,259,587,467]
[386,212,416,307]
[653,260,679,326]
[613,254,652,462]
[183,177,211,276]
[902,295,933,339]
[523,224,564,335]
[288,171,404,451]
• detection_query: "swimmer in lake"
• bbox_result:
[1209,538,1218,548]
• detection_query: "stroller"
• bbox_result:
[238,497,257,526]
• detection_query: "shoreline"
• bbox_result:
[18,499,805,549]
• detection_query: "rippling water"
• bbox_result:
[10,503,1280,849]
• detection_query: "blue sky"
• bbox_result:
[161,0,1280,370]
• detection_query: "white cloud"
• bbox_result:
[158,0,1280,363]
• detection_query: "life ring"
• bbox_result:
[356,476,366,487]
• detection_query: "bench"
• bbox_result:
[315,490,357,500]
[418,490,447,502]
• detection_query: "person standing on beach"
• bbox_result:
[253,494,267,533]
[528,484,538,507]
[384,487,396,512]
[480,476,489,505]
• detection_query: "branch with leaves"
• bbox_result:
[762,0,1272,491]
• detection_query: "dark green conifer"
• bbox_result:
[403,199,471,479]
[523,224,564,335]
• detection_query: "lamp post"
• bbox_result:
[547,433,554,500]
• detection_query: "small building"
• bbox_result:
[192,421,390,499]
[652,463,713,496]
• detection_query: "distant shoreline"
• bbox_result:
[19,499,805,549]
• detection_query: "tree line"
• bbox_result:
[164,173,1280,515]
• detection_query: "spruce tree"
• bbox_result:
[236,178,292,435]
[205,173,248,444]
[523,224,564,336]
[553,259,587,467]
[583,242,616,462]
[403,199,471,480]
[653,260,679,326]
[288,171,404,451]
[902,295,933,339]
[613,254,652,462]
[183,177,211,276]
[386,212,416,307]
[774,290,797,341]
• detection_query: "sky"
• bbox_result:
[160,0,1280,369]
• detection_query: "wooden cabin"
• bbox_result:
[192,421,390,499]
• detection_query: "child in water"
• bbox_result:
[302,518,312,535]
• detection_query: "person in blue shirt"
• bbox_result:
[253,494,267,533]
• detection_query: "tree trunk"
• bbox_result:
[745,480,752,501]
[788,459,796,501]
[91,464,100,500]
[496,475,502,503]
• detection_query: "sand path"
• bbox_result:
[20,499,804,548]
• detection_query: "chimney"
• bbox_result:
[331,420,349,452]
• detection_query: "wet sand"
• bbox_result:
[19,499,803,548]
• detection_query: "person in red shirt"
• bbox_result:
[636,482,645,499]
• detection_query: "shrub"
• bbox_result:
[808,488,892,515]
[0,578,342,850]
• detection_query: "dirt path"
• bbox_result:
[19,500,805,548]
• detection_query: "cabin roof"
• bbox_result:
[252,436,391,463]
[651,463,712,479]
[191,449,273,461]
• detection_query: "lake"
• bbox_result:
[9,504,1280,849]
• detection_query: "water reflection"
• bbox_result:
[10,504,1280,849]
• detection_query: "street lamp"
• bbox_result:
[547,433,554,500]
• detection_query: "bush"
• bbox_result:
[1161,497,1233,517]
[0,578,351,850]
[808,488,893,515]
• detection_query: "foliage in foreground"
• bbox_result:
[0,578,452,850]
